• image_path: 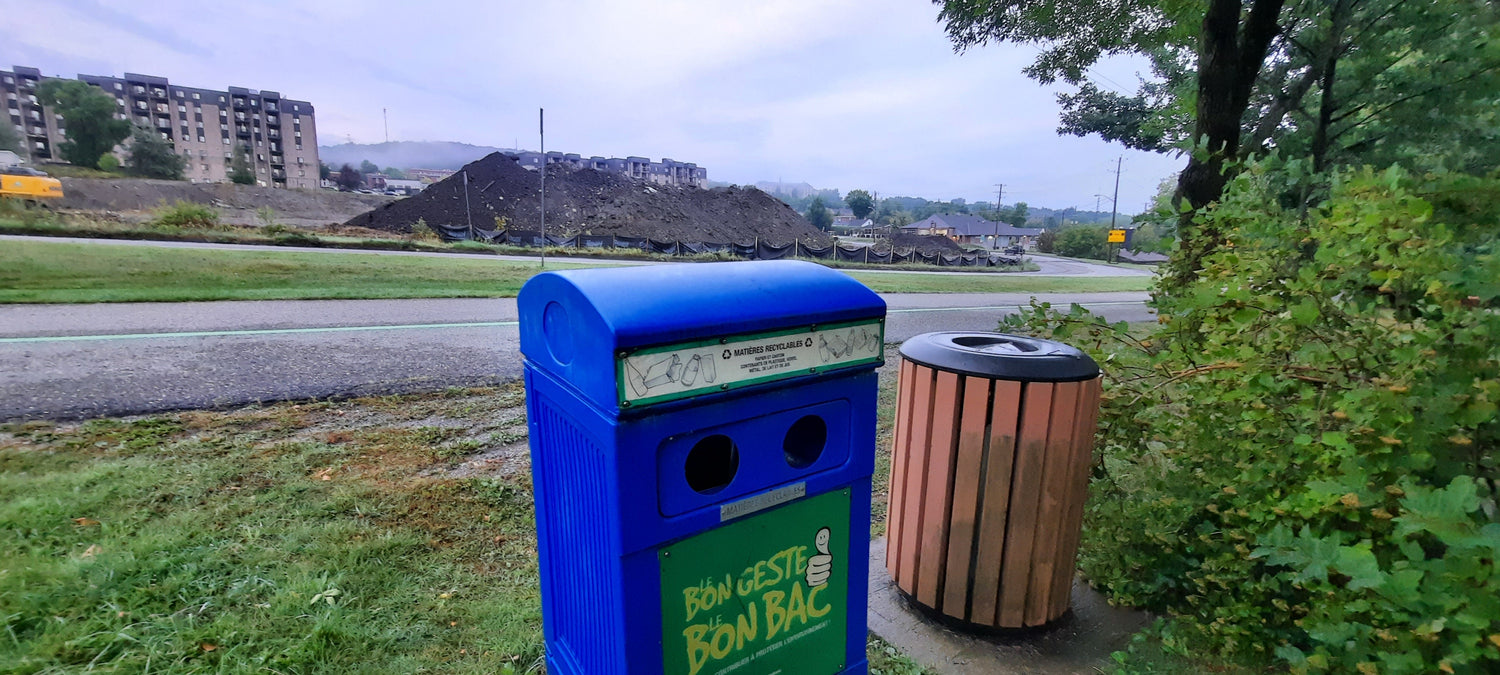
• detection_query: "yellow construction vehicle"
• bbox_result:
[0,165,65,202]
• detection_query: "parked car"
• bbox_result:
[1003,244,1025,256]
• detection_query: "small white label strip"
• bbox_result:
[721,482,806,522]
[618,320,883,406]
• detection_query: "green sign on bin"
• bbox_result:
[659,489,850,675]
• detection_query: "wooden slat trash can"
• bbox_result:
[885,332,1101,628]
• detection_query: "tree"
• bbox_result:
[845,189,875,219]
[318,162,332,181]
[124,126,184,180]
[384,166,407,180]
[336,163,362,190]
[229,151,255,185]
[1054,226,1108,260]
[34,79,130,168]
[1035,229,1057,253]
[1005,201,1029,226]
[805,196,833,231]
[359,159,380,175]
[935,0,1500,289]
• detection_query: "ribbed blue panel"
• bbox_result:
[535,400,617,674]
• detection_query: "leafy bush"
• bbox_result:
[152,200,219,229]
[96,154,119,172]
[1036,230,1057,253]
[1005,163,1499,673]
[409,218,438,242]
[1055,225,1109,259]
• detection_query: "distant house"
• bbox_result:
[407,168,457,182]
[384,179,425,195]
[903,214,1047,248]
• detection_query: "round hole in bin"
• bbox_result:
[685,434,739,494]
[951,334,1040,354]
[783,415,828,469]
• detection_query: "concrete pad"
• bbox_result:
[867,538,1151,674]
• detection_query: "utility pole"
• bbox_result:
[382,108,389,143]
[1093,193,1107,212]
[463,170,474,241]
[1108,156,1123,262]
[539,108,546,269]
[992,183,1005,249]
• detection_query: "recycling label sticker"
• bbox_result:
[659,489,849,675]
[616,319,883,407]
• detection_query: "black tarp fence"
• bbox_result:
[437,229,1033,269]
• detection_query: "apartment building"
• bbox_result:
[509,150,708,188]
[2,66,320,189]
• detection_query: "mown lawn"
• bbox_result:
[0,238,1148,304]
[845,271,1151,294]
[1,387,543,673]
[1,382,932,673]
[0,240,610,303]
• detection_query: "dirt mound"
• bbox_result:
[890,232,964,252]
[58,177,390,224]
[345,153,831,245]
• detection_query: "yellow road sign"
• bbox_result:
[1108,229,1126,243]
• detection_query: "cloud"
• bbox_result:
[0,0,1183,208]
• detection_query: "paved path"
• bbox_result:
[0,235,1151,277]
[0,293,1150,421]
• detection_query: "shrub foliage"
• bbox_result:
[1005,163,1499,673]
[152,200,220,229]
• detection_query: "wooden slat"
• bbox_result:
[1025,381,1081,625]
[969,379,1021,626]
[997,381,1053,627]
[916,370,963,608]
[886,358,916,579]
[940,375,991,619]
[896,364,936,591]
[1049,377,1103,618]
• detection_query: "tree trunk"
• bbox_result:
[1164,0,1288,293]
[1311,0,1352,172]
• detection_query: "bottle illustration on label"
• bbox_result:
[625,351,718,397]
[805,526,833,588]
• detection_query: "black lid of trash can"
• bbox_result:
[899,332,1100,382]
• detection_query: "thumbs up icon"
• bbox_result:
[805,527,832,588]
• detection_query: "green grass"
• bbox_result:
[845,271,1151,294]
[0,388,544,673]
[0,238,1151,303]
[0,240,611,303]
[1,386,933,672]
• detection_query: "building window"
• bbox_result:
[177,104,186,112]
[192,92,200,100]
[114,83,122,90]
[298,170,305,177]
[198,136,205,143]
[295,144,302,151]
[201,163,209,171]
[222,138,230,145]
[292,104,299,112]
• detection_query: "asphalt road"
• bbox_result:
[0,235,1151,277]
[0,293,1151,421]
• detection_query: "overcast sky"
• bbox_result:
[2,0,1183,211]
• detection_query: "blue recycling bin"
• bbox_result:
[518,260,887,675]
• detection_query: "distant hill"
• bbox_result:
[318,141,507,171]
